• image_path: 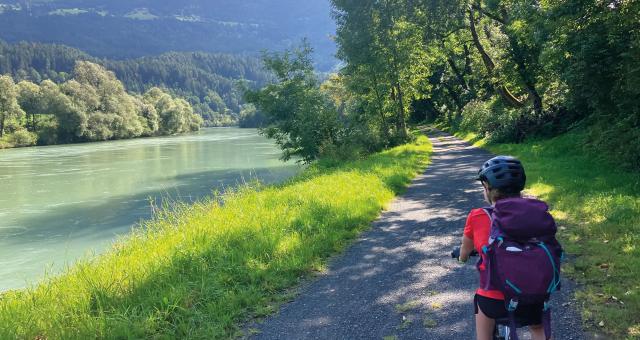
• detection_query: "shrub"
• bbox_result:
[4,129,37,147]
[460,99,522,143]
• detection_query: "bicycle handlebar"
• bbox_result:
[451,247,479,259]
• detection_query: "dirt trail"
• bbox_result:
[249,130,585,340]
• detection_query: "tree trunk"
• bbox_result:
[371,72,390,141]
[464,44,473,76]
[476,3,545,116]
[0,114,4,138]
[389,46,407,140]
[393,81,407,140]
[468,7,524,107]
[443,81,464,110]
[381,0,407,141]
[499,9,544,116]
[447,55,469,90]
[527,86,544,117]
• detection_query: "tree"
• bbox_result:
[245,42,342,163]
[16,80,43,131]
[42,79,87,142]
[144,87,202,135]
[0,75,25,138]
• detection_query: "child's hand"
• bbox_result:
[451,248,468,263]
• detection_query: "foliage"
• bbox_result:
[330,0,640,168]
[237,104,266,128]
[460,99,524,143]
[245,43,345,163]
[541,0,640,168]
[451,128,640,338]
[0,134,432,340]
[0,74,26,140]
[331,2,639,334]
[4,129,37,147]
[0,61,202,148]
[0,40,273,126]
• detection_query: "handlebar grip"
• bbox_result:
[451,247,479,258]
[451,247,461,259]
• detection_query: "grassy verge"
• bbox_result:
[0,134,432,339]
[440,125,640,338]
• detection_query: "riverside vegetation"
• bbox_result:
[0,132,432,339]
[0,40,273,127]
[0,60,203,149]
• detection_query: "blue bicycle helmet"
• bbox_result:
[476,156,526,192]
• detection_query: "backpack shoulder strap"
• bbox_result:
[481,207,493,221]
[482,207,503,244]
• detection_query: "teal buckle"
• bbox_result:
[508,299,519,311]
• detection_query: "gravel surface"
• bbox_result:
[248,130,587,340]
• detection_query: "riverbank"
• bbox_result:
[0,128,298,292]
[0,133,432,339]
[438,125,640,338]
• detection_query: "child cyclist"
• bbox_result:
[456,156,550,340]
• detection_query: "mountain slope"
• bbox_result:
[0,0,336,70]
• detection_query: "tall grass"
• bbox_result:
[448,127,640,338]
[0,135,432,339]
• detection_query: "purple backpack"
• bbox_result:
[481,198,563,340]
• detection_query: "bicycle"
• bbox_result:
[451,247,527,340]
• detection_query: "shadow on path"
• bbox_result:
[248,130,585,340]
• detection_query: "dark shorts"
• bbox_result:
[474,294,543,326]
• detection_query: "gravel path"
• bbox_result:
[249,130,586,340]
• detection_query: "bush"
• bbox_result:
[1,129,37,147]
[238,104,266,128]
[460,100,492,133]
[460,99,522,143]
[588,116,640,169]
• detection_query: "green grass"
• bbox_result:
[0,134,432,339]
[446,126,640,338]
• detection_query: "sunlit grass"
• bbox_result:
[0,135,432,339]
[449,127,640,338]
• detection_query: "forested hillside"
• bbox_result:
[0,60,202,149]
[0,0,336,70]
[0,40,272,126]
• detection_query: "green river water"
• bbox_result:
[0,128,301,291]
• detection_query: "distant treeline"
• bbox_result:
[0,61,202,149]
[0,40,272,126]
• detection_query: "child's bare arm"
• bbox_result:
[459,235,474,262]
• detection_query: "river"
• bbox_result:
[0,128,301,291]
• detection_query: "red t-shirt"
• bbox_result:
[463,208,504,300]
